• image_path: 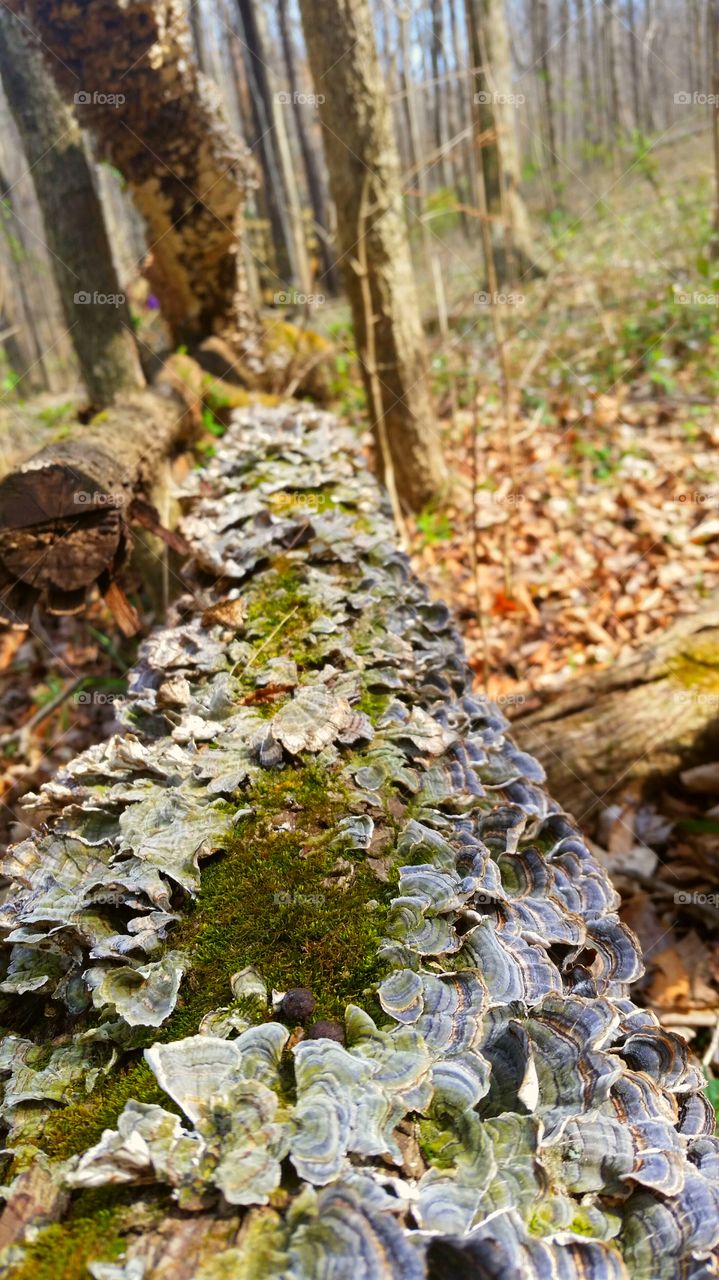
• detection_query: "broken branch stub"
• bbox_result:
[0,389,193,627]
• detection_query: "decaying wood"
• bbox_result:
[0,388,194,629]
[0,1165,68,1252]
[513,599,719,821]
[7,0,259,352]
[0,405,715,1280]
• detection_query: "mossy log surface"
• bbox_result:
[514,605,719,821]
[0,406,716,1280]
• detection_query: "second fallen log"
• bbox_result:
[0,390,193,628]
[513,598,719,821]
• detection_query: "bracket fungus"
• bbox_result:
[0,406,716,1278]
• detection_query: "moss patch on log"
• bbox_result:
[166,760,394,1036]
[36,758,397,1162]
[243,565,323,669]
[39,1060,179,1163]
[4,1206,126,1280]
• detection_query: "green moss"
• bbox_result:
[33,559,404,1166]
[3,1186,170,1280]
[40,1060,178,1162]
[37,400,76,429]
[668,642,719,691]
[418,1116,461,1169]
[4,1208,126,1280]
[243,567,323,670]
[164,761,393,1036]
[355,688,392,722]
[37,762,397,1159]
[266,488,335,518]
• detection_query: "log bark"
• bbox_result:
[513,600,719,822]
[0,404,715,1280]
[0,388,194,627]
[6,0,259,352]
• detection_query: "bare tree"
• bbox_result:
[0,8,144,404]
[627,0,643,130]
[575,0,595,152]
[605,0,627,140]
[466,0,545,279]
[297,0,447,511]
[0,160,72,395]
[277,0,338,290]
[234,0,311,294]
[532,0,559,182]
[7,0,258,352]
[706,0,711,254]
[429,0,452,190]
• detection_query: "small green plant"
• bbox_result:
[416,507,453,545]
[37,401,76,429]
[202,405,225,437]
[572,439,616,481]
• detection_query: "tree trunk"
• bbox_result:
[276,0,338,291]
[533,0,559,186]
[448,0,476,237]
[0,111,79,395]
[557,0,569,162]
[7,0,258,351]
[0,8,144,405]
[627,0,642,130]
[605,0,626,140]
[465,0,545,281]
[711,0,719,257]
[429,0,452,190]
[513,600,719,822]
[234,0,311,294]
[575,0,594,152]
[0,403,713,1280]
[297,0,447,510]
[399,3,432,266]
[0,387,194,627]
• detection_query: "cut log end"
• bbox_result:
[0,463,123,594]
[0,387,198,628]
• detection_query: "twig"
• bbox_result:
[237,606,299,675]
[0,675,85,758]
[702,1012,719,1067]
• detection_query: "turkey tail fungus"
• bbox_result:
[0,405,716,1280]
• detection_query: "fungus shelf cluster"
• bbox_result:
[0,408,716,1278]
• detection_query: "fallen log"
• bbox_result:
[513,603,719,822]
[0,405,716,1280]
[0,388,195,631]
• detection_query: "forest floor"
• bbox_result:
[405,128,719,1080]
[411,128,719,703]
[1,128,719,1092]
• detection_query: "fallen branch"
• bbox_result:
[513,600,719,820]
